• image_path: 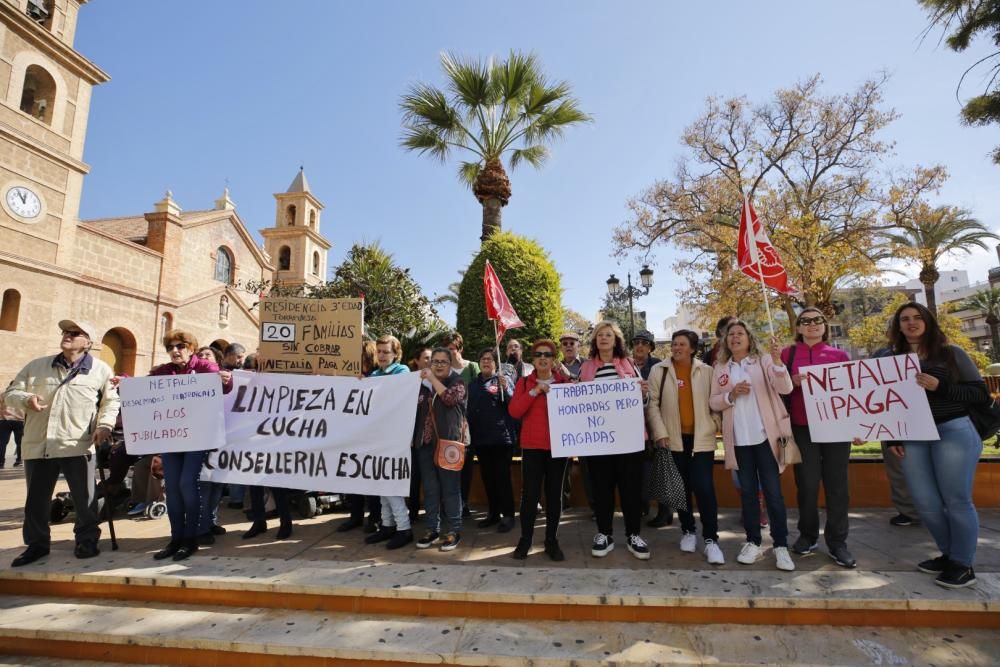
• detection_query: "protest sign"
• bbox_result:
[547,378,646,457]
[257,297,364,376]
[201,370,420,495]
[119,373,226,455]
[800,353,939,442]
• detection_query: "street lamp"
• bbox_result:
[606,264,654,341]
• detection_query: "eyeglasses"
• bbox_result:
[560,340,577,345]
[165,343,187,351]
[61,330,86,338]
[533,351,555,358]
[430,360,450,366]
[798,316,826,326]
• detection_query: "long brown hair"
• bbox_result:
[715,320,762,365]
[889,301,950,362]
[588,320,628,360]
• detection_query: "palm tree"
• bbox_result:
[965,287,1000,362]
[400,51,591,242]
[884,204,999,314]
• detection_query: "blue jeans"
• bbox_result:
[380,496,411,531]
[416,444,462,535]
[228,484,246,504]
[198,481,225,533]
[734,441,788,547]
[902,416,982,568]
[161,451,205,539]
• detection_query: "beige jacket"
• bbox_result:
[3,354,120,460]
[646,358,720,453]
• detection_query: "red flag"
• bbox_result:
[737,197,797,295]
[483,260,524,342]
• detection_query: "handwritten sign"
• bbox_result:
[801,353,939,442]
[257,297,363,376]
[119,374,226,454]
[201,370,420,495]
[547,378,646,457]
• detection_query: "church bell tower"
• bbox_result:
[261,168,332,288]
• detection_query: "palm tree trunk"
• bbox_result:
[481,198,502,242]
[923,281,937,315]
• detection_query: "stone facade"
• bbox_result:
[0,1,330,385]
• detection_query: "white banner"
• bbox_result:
[120,373,226,455]
[201,370,420,495]
[801,353,940,443]
[547,378,646,457]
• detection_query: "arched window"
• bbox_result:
[219,295,230,321]
[309,210,316,228]
[19,65,56,125]
[214,247,233,283]
[0,289,20,331]
[160,312,173,335]
[286,204,296,226]
[278,246,291,271]
[312,251,320,276]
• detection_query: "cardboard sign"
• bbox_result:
[119,373,226,454]
[201,370,420,495]
[801,353,940,442]
[257,297,363,376]
[547,378,646,457]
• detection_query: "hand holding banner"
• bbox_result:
[120,373,226,455]
[546,378,646,458]
[800,353,939,443]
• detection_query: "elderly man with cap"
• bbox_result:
[4,319,120,566]
[557,331,584,380]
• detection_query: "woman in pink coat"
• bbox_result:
[709,320,795,571]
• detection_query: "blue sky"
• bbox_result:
[75,1,1000,335]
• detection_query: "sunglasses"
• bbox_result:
[533,351,555,358]
[165,343,187,352]
[798,316,826,326]
[61,330,86,338]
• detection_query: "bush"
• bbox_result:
[456,232,562,353]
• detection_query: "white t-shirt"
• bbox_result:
[727,358,767,447]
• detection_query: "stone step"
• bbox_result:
[1,548,998,629]
[0,596,996,666]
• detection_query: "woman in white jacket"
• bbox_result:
[646,330,724,565]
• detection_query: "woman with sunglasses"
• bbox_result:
[579,320,651,560]
[507,339,569,560]
[782,307,856,568]
[709,320,795,571]
[886,302,987,589]
[149,330,232,561]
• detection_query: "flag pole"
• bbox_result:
[744,196,775,337]
[493,319,506,403]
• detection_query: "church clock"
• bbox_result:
[4,185,42,220]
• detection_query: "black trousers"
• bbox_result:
[519,449,567,541]
[408,449,422,516]
[347,493,382,522]
[672,434,719,541]
[24,455,100,548]
[249,486,292,525]
[0,420,23,464]
[792,424,850,549]
[461,446,475,506]
[476,447,514,518]
[587,450,644,537]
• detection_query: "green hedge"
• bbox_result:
[456,232,562,354]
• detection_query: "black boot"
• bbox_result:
[243,521,268,539]
[544,539,565,562]
[171,538,198,561]
[365,525,396,544]
[276,520,293,540]
[153,539,181,560]
[512,537,531,560]
[647,504,673,528]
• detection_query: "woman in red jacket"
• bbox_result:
[507,339,568,561]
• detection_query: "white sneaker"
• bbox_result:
[737,541,762,564]
[774,546,796,571]
[704,540,725,565]
[679,532,697,553]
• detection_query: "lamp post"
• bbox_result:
[606,265,654,342]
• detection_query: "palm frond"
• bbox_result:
[441,52,497,109]
[400,83,457,130]
[523,100,592,144]
[492,51,541,104]
[458,160,483,187]
[509,145,549,169]
[401,126,450,161]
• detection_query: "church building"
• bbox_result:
[0,0,330,383]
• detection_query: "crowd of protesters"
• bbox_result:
[1,300,989,589]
